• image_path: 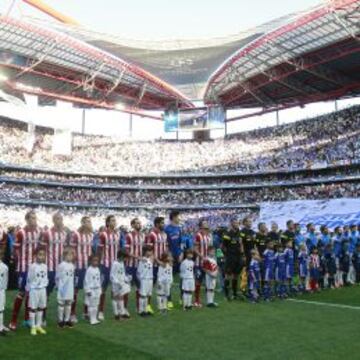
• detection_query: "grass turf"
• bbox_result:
[2,286,360,360]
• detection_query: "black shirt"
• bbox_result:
[269,231,281,250]
[221,229,243,259]
[281,230,295,247]
[255,232,270,256]
[240,227,256,261]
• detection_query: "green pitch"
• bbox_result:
[2,287,360,360]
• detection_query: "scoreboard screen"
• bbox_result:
[164,105,225,132]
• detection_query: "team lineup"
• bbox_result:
[0,210,359,336]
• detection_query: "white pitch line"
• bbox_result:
[287,298,360,310]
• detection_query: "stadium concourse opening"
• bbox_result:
[0,1,359,359]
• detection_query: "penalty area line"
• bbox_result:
[287,298,360,310]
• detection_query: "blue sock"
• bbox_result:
[263,284,270,300]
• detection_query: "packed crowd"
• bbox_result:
[1,163,359,187]
[0,105,359,175]
[0,210,359,336]
[0,181,358,206]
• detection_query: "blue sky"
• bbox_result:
[4,0,322,39]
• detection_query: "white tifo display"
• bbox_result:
[259,198,360,230]
[52,128,72,156]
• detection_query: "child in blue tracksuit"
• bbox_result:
[297,244,308,293]
[275,244,287,298]
[262,241,275,301]
[352,243,360,284]
[248,250,261,303]
[340,241,351,286]
[323,244,337,289]
[284,240,295,294]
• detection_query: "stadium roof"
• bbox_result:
[204,0,360,109]
[0,15,194,110]
[0,0,358,112]
[23,10,307,101]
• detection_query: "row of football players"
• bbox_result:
[247,238,360,303]
[0,242,218,336]
[0,210,218,335]
[3,211,171,332]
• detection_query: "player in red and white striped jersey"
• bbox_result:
[193,219,213,307]
[125,218,145,311]
[97,215,120,319]
[41,212,70,296]
[70,216,94,322]
[145,217,168,314]
[146,217,168,266]
[125,218,144,270]
[9,210,42,330]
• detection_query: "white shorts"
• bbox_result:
[139,279,153,297]
[112,283,131,297]
[0,290,5,312]
[205,274,216,291]
[85,288,101,307]
[182,278,195,292]
[29,288,47,309]
[57,285,74,302]
[157,282,172,297]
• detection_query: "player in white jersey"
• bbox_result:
[84,254,102,325]
[56,248,75,328]
[202,246,219,308]
[156,252,173,314]
[137,245,154,317]
[26,248,48,336]
[180,249,195,311]
[0,246,9,336]
[110,249,131,320]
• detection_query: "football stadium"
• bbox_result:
[0,0,360,359]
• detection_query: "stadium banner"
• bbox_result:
[259,198,360,230]
[52,128,72,156]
